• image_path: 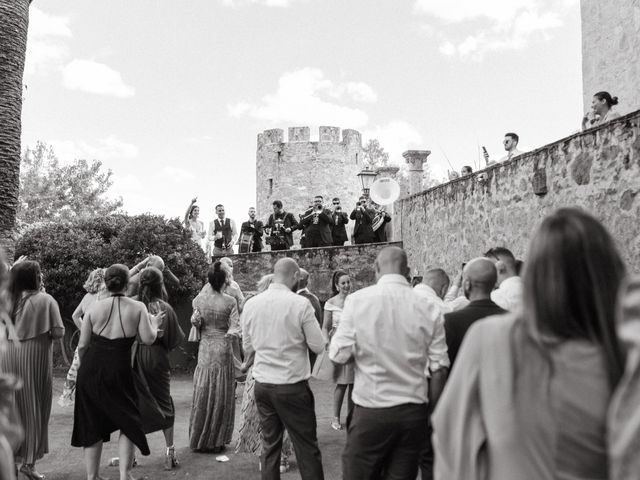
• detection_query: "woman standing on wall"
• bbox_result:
[133,267,184,470]
[189,261,240,452]
[0,261,65,480]
[323,269,354,431]
[582,91,621,129]
[184,197,206,249]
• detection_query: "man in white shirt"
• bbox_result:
[484,132,523,166]
[207,204,238,257]
[414,268,469,312]
[484,247,523,312]
[242,258,326,480]
[330,246,449,479]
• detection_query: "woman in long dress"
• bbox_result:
[71,264,161,480]
[433,208,626,480]
[189,261,240,452]
[322,270,353,431]
[59,268,107,407]
[132,267,184,470]
[235,274,294,473]
[0,260,65,480]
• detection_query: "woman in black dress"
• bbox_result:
[72,264,161,480]
[133,267,184,470]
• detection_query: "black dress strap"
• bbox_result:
[98,294,126,336]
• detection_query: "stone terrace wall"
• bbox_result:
[229,241,402,303]
[394,110,640,276]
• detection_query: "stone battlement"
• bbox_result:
[257,126,361,146]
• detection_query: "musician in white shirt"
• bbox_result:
[207,204,238,257]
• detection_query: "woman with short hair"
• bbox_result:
[433,208,626,480]
[0,260,65,480]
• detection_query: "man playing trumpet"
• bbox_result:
[331,197,349,246]
[300,195,333,248]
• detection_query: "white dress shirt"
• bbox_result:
[414,283,469,312]
[242,283,325,384]
[491,276,523,312]
[329,274,449,409]
[207,217,238,246]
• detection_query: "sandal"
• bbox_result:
[19,465,45,480]
[331,417,342,430]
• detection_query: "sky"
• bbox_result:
[21,0,583,225]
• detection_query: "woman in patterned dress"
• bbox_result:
[189,261,240,452]
[322,269,354,431]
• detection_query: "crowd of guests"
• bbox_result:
[2,205,640,480]
[183,194,392,258]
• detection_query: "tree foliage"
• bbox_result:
[362,139,390,168]
[18,141,123,230]
[15,214,208,320]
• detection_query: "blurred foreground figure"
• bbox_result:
[433,208,626,480]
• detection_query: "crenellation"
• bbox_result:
[260,128,284,145]
[288,126,310,142]
[319,126,341,143]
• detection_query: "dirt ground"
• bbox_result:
[37,373,347,479]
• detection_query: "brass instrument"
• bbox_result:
[370,178,400,231]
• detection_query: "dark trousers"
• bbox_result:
[418,422,434,480]
[342,403,428,480]
[255,380,324,480]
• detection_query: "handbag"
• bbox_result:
[311,348,335,381]
[187,326,200,342]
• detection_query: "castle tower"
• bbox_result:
[256,127,364,228]
[581,0,640,116]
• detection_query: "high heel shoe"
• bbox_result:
[331,417,342,431]
[19,464,45,480]
[164,446,179,470]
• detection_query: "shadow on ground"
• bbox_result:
[40,373,346,479]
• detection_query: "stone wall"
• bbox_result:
[394,110,640,276]
[581,0,640,116]
[230,241,402,302]
[255,127,364,247]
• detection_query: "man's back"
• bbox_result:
[331,274,448,408]
[444,299,506,367]
[242,283,324,384]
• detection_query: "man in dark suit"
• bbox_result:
[444,257,506,367]
[266,200,299,250]
[330,197,349,246]
[300,195,333,247]
[239,207,264,252]
[296,268,323,368]
[350,195,376,244]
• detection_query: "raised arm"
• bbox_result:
[184,198,197,227]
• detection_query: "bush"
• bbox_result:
[16,214,208,320]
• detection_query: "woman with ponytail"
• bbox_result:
[583,91,621,129]
[133,267,184,470]
[189,261,240,452]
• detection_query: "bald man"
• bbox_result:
[484,247,523,311]
[126,255,179,298]
[330,246,449,480]
[242,258,326,479]
[444,257,507,367]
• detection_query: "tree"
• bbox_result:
[0,0,30,258]
[362,139,390,168]
[18,141,123,229]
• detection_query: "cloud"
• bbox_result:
[46,136,139,164]
[62,59,135,98]
[363,121,424,163]
[414,0,575,59]
[228,68,375,127]
[159,166,196,183]
[220,0,303,7]
[25,7,72,76]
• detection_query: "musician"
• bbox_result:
[372,202,392,243]
[350,196,376,245]
[266,200,299,250]
[239,207,264,253]
[300,195,333,248]
[207,204,237,257]
[331,197,349,246]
